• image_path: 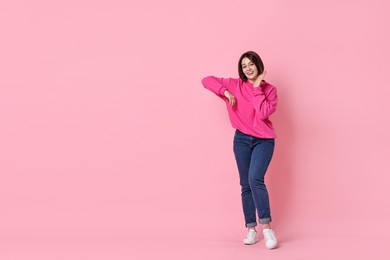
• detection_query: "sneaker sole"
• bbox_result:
[265,242,278,249]
[243,237,260,245]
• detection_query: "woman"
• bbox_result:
[202,51,278,249]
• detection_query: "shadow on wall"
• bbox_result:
[267,79,297,230]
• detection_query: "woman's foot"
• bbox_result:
[243,229,259,245]
[262,228,277,249]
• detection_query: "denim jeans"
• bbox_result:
[233,129,275,227]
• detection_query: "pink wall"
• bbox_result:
[1,0,389,259]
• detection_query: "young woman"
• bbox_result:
[202,51,278,249]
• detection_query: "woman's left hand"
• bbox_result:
[253,70,267,87]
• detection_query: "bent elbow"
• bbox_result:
[201,76,213,87]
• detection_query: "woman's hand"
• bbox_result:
[253,70,267,87]
[224,90,236,107]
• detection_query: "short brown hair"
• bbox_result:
[238,51,264,81]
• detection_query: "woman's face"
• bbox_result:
[241,57,259,82]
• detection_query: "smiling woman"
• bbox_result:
[201,51,279,250]
[239,51,265,82]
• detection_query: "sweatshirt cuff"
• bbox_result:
[219,87,227,96]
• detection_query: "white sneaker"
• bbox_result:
[262,228,277,249]
[243,229,259,245]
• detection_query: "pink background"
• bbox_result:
[1,0,389,259]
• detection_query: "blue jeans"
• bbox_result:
[233,129,275,227]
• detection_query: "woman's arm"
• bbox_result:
[201,76,228,98]
[202,76,236,106]
[252,72,278,119]
[252,86,278,120]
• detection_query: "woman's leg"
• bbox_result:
[249,138,278,249]
[233,132,257,228]
[248,138,275,227]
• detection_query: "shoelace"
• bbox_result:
[263,231,274,241]
[245,230,256,239]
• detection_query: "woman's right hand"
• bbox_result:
[224,90,236,107]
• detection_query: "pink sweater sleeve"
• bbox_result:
[201,76,230,98]
[252,85,278,120]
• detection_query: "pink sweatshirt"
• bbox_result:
[202,76,278,138]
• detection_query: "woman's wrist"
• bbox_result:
[254,80,265,87]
